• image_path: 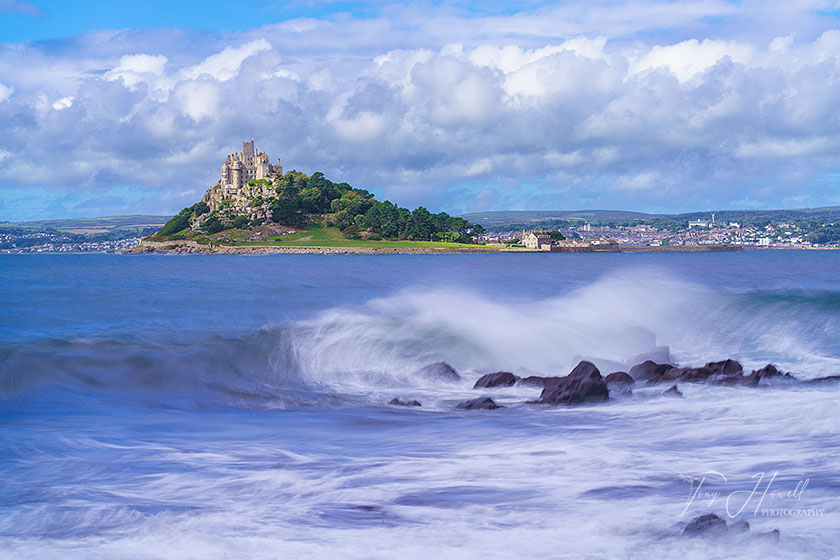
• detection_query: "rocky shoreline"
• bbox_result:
[127,239,530,254]
[127,239,743,255]
[393,357,837,411]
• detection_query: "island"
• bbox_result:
[130,140,512,254]
[129,140,742,255]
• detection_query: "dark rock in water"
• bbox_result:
[626,346,672,368]
[414,361,461,382]
[605,371,635,385]
[755,529,781,543]
[605,371,634,397]
[518,375,556,387]
[456,397,503,410]
[532,361,609,405]
[682,513,729,537]
[805,375,840,385]
[740,364,792,386]
[389,398,421,407]
[637,358,745,385]
[681,513,780,542]
[682,513,780,542]
[662,384,683,398]
[705,359,743,376]
[714,363,795,387]
[629,360,675,382]
[473,371,518,389]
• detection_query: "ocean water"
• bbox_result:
[1,251,838,559]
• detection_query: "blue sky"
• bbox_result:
[0,0,388,42]
[1,0,840,220]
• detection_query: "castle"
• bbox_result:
[220,140,283,193]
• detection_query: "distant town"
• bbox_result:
[469,208,840,250]
[0,231,148,254]
[0,216,167,254]
[481,214,829,249]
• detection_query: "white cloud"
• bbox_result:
[769,35,794,52]
[2,3,840,218]
[103,54,168,90]
[330,111,388,143]
[735,137,832,159]
[173,80,219,120]
[469,37,608,74]
[630,39,753,82]
[181,39,271,82]
[51,96,73,110]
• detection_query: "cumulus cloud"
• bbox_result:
[2,2,840,219]
[181,39,272,81]
[103,54,169,90]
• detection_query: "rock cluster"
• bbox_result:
[414,362,461,382]
[456,397,503,410]
[472,372,518,389]
[530,361,609,405]
[628,359,794,386]
[393,357,837,411]
[388,398,421,407]
[681,513,779,543]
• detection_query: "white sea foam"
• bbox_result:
[2,386,837,559]
[284,270,839,400]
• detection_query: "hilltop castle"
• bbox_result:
[220,140,283,193]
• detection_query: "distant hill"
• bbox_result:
[0,215,170,234]
[460,210,660,228]
[461,207,840,231]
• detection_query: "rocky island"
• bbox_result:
[130,140,745,255]
[130,140,502,255]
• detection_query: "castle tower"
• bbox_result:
[241,140,255,168]
[231,159,243,189]
[256,152,270,180]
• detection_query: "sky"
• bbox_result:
[1,1,840,220]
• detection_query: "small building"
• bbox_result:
[522,231,552,250]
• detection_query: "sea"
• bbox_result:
[1,251,838,559]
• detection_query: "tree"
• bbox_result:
[158,207,192,236]
[271,197,304,226]
[298,186,324,213]
[202,214,224,234]
[333,209,354,230]
[192,202,210,216]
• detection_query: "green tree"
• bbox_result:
[202,215,225,234]
[158,207,192,236]
[333,209,354,230]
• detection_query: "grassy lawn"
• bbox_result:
[232,226,485,249]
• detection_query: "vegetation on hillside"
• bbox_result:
[153,171,486,244]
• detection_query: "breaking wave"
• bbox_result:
[3,270,838,408]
